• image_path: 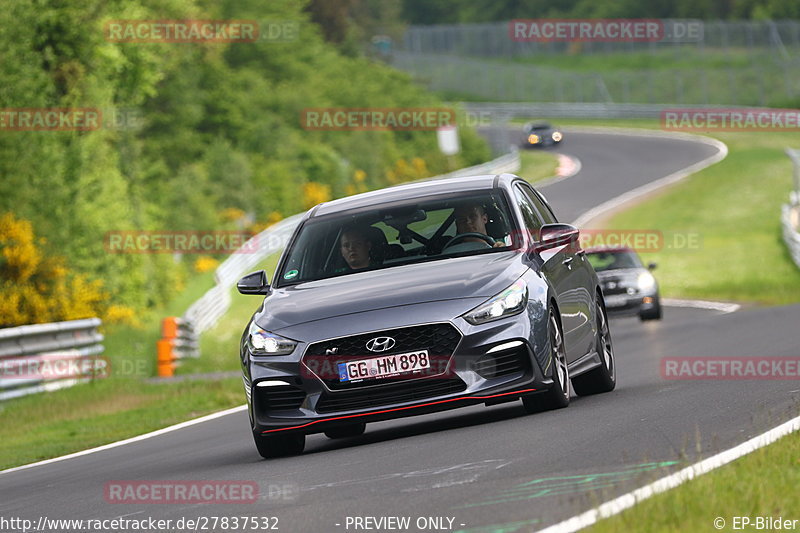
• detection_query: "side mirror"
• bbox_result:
[237,270,270,295]
[536,223,580,251]
[647,262,657,271]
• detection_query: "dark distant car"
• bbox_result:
[522,122,563,148]
[586,247,662,321]
[237,174,616,458]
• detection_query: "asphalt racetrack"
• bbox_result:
[3,129,798,533]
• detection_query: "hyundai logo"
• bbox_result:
[366,336,396,352]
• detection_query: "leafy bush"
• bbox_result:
[0,0,490,322]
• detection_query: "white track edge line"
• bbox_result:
[662,298,741,313]
[535,413,800,533]
[569,130,728,228]
[0,404,247,476]
[535,153,582,189]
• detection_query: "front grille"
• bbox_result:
[305,323,461,390]
[255,384,306,411]
[602,277,632,296]
[473,347,527,379]
[315,377,467,413]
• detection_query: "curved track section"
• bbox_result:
[3,129,798,533]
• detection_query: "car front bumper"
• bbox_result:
[243,312,555,436]
[603,291,660,316]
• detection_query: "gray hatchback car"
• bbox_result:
[238,174,616,458]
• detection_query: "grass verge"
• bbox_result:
[518,149,561,183]
[0,377,243,471]
[515,118,800,305]
[585,430,800,533]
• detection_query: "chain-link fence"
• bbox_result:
[401,20,800,58]
[390,20,800,106]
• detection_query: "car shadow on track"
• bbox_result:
[298,396,593,456]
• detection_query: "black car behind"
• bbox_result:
[586,247,662,321]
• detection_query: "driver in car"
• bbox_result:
[453,204,505,248]
[339,225,374,270]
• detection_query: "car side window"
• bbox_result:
[513,186,544,232]
[520,184,557,224]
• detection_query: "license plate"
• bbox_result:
[338,350,430,382]
[604,295,629,308]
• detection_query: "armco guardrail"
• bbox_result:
[0,318,105,401]
[181,149,521,337]
[781,202,800,269]
[782,148,800,270]
[461,101,746,120]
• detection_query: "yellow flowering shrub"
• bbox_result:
[194,256,219,273]
[386,158,429,185]
[219,207,246,222]
[302,181,332,210]
[0,213,109,327]
[0,212,41,283]
[104,304,141,327]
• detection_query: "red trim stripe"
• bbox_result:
[261,388,536,434]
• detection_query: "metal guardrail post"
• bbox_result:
[786,148,800,202]
[156,317,199,377]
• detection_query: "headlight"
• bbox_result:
[463,279,528,325]
[637,272,656,291]
[248,322,297,355]
[528,134,540,144]
[552,131,562,142]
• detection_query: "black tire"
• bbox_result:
[572,296,616,396]
[324,423,366,439]
[522,308,570,413]
[252,432,305,459]
[639,300,663,321]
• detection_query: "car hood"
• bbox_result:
[256,251,528,330]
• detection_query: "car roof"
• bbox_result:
[311,173,518,217]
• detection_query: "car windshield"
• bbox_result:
[586,250,643,272]
[277,191,518,286]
